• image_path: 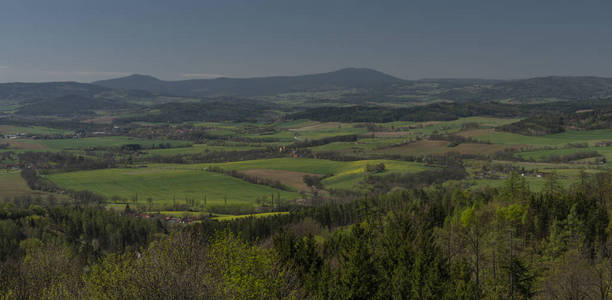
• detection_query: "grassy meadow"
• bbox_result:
[472,129,612,146]
[6,116,612,215]
[47,167,300,211]
[2,136,192,152]
[45,157,431,213]
[0,171,68,199]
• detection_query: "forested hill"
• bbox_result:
[289,103,522,123]
[93,68,407,97]
[440,76,612,102]
[2,72,612,107]
[15,95,137,116]
[116,98,276,123]
[499,106,612,136]
[0,82,109,102]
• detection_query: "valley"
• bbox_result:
[3,68,612,298]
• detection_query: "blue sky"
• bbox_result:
[1,0,611,82]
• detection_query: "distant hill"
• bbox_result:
[16,95,136,116]
[439,76,612,102]
[93,68,407,97]
[0,82,109,102]
[288,102,527,123]
[92,74,165,91]
[3,72,612,107]
[499,106,612,136]
[116,97,276,123]
[493,76,612,100]
[95,72,612,103]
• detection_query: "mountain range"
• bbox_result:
[92,68,405,97]
[1,68,612,104]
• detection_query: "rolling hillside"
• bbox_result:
[15,95,137,116]
[440,76,612,102]
[0,82,109,102]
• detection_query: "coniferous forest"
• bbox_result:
[3,2,612,298]
[2,171,612,299]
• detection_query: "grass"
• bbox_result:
[472,176,576,192]
[143,143,266,156]
[372,140,523,157]
[150,211,208,217]
[374,140,450,156]
[154,157,427,174]
[273,119,319,130]
[309,137,411,153]
[320,159,430,190]
[238,130,295,142]
[229,121,367,142]
[211,211,289,221]
[381,117,521,135]
[164,158,351,174]
[305,117,522,155]
[122,210,288,219]
[31,136,192,151]
[291,123,368,140]
[474,130,612,146]
[0,171,67,199]
[153,158,430,190]
[467,156,607,192]
[46,167,300,209]
[0,171,36,198]
[0,125,73,135]
[46,158,430,211]
[517,145,612,161]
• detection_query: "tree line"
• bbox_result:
[3,170,612,298]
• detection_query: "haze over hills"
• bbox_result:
[15,95,137,116]
[92,69,612,103]
[1,68,612,107]
[92,74,165,91]
[440,76,612,103]
[0,82,109,102]
[4,2,612,298]
[93,67,406,97]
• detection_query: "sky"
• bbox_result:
[0,0,611,82]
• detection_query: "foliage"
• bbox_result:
[2,171,612,297]
[116,98,277,123]
[500,107,612,136]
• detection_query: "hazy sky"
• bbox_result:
[1,0,611,82]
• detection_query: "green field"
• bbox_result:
[0,125,73,135]
[143,143,267,156]
[292,124,368,140]
[47,167,300,210]
[46,158,430,211]
[155,157,427,175]
[475,129,612,146]
[7,136,192,151]
[466,156,607,192]
[309,137,411,153]
[320,159,429,189]
[8,117,612,215]
[152,158,430,190]
[272,119,319,130]
[238,130,295,142]
[0,171,37,198]
[39,136,192,150]
[517,145,612,161]
[211,211,289,221]
[381,117,521,134]
[0,171,67,199]
[472,176,577,192]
